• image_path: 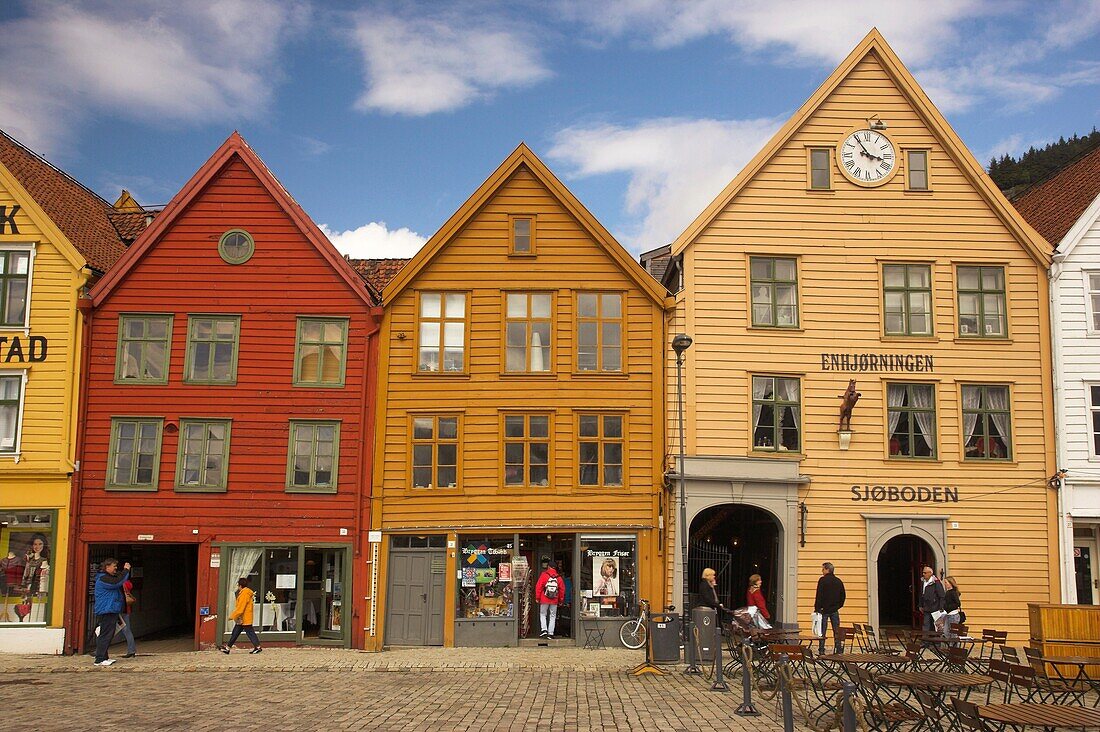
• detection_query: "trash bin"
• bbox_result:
[648,612,681,663]
[692,607,717,662]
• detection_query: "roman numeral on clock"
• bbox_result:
[845,160,855,170]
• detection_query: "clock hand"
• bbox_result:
[855,137,882,161]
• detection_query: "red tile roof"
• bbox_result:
[348,258,410,292]
[1012,146,1100,249]
[0,129,132,272]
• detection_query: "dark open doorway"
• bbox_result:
[688,504,780,618]
[877,535,934,629]
[517,534,574,641]
[85,543,198,652]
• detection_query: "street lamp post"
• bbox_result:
[672,333,700,674]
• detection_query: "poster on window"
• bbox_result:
[0,512,54,625]
[592,556,620,597]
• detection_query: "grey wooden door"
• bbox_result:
[386,549,445,645]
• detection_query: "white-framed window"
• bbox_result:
[0,371,26,455]
[0,245,34,329]
[1090,384,1100,458]
[1085,272,1100,334]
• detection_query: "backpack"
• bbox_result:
[543,574,559,599]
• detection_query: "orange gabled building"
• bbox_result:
[366,144,671,649]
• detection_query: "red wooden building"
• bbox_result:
[67,133,382,651]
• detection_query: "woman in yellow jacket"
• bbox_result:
[221,577,262,654]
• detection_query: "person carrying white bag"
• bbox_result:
[813,562,846,655]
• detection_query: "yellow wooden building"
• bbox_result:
[366,145,670,649]
[663,30,1056,642]
[0,131,137,653]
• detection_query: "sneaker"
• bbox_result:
[123,653,136,658]
[539,631,548,638]
[220,646,231,654]
[94,659,116,667]
[249,647,262,654]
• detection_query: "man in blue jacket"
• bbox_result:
[93,558,131,666]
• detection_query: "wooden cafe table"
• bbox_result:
[878,670,992,706]
[1042,656,1100,707]
[817,652,909,683]
[978,703,1100,730]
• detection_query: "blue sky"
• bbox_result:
[1,1,1098,258]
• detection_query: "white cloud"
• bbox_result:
[559,0,989,66]
[351,10,550,115]
[550,116,782,252]
[559,0,1100,117]
[0,1,303,152]
[319,222,427,259]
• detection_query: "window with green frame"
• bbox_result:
[962,385,1011,460]
[107,418,163,490]
[116,314,172,383]
[294,317,348,387]
[887,383,936,458]
[287,420,340,492]
[185,315,240,384]
[957,266,1006,337]
[175,419,231,491]
[751,375,800,451]
[883,264,932,336]
[0,250,30,327]
[750,257,799,327]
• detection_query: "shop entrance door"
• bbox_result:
[386,545,446,646]
[517,534,574,641]
[303,548,345,641]
[877,535,935,629]
[1075,538,1098,605]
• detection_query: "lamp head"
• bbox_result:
[867,115,888,131]
[671,333,693,356]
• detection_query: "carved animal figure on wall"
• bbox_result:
[838,379,861,431]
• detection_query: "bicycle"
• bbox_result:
[619,600,677,650]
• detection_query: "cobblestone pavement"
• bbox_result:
[0,648,794,731]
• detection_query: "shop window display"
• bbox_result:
[578,535,635,618]
[0,512,54,624]
[224,546,300,634]
[457,537,514,619]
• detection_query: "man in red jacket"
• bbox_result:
[534,557,563,639]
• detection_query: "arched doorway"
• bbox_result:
[877,534,935,630]
[688,504,780,617]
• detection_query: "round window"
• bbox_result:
[218,229,254,264]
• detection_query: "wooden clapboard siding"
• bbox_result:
[81,154,373,543]
[0,171,88,632]
[672,35,1056,642]
[370,148,668,648]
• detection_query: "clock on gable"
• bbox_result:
[837,128,897,187]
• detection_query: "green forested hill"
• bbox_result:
[988,129,1100,199]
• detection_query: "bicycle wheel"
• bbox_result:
[620,618,646,649]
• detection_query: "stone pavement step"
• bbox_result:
[0,646,655,674]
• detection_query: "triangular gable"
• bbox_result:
[90,132,379,306]
[0,159,87,271]
[669,28,1051,267]
[381,143,670,307]
[1052,192,1100,262]
[112,190,144,212]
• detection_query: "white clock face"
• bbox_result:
[839,129,896,185]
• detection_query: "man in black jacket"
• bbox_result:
[813,562,846,654]
[918,566,945,633]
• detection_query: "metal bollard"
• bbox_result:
[735,640,760,716]
[778,653,795,732]
[841,681,858,732]
[710,613,728,692]
[683,614,701,675]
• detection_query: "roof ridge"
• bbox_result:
[0,128,113,209]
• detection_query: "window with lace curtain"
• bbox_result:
[962,385,1011,460]
[505,293,552,372]
[887,383,936,458]
[752,376,800,452]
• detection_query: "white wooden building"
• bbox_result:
[1016,146,1100,604]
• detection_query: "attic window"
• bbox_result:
[510,215,535,255]
[218,229,254,264]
